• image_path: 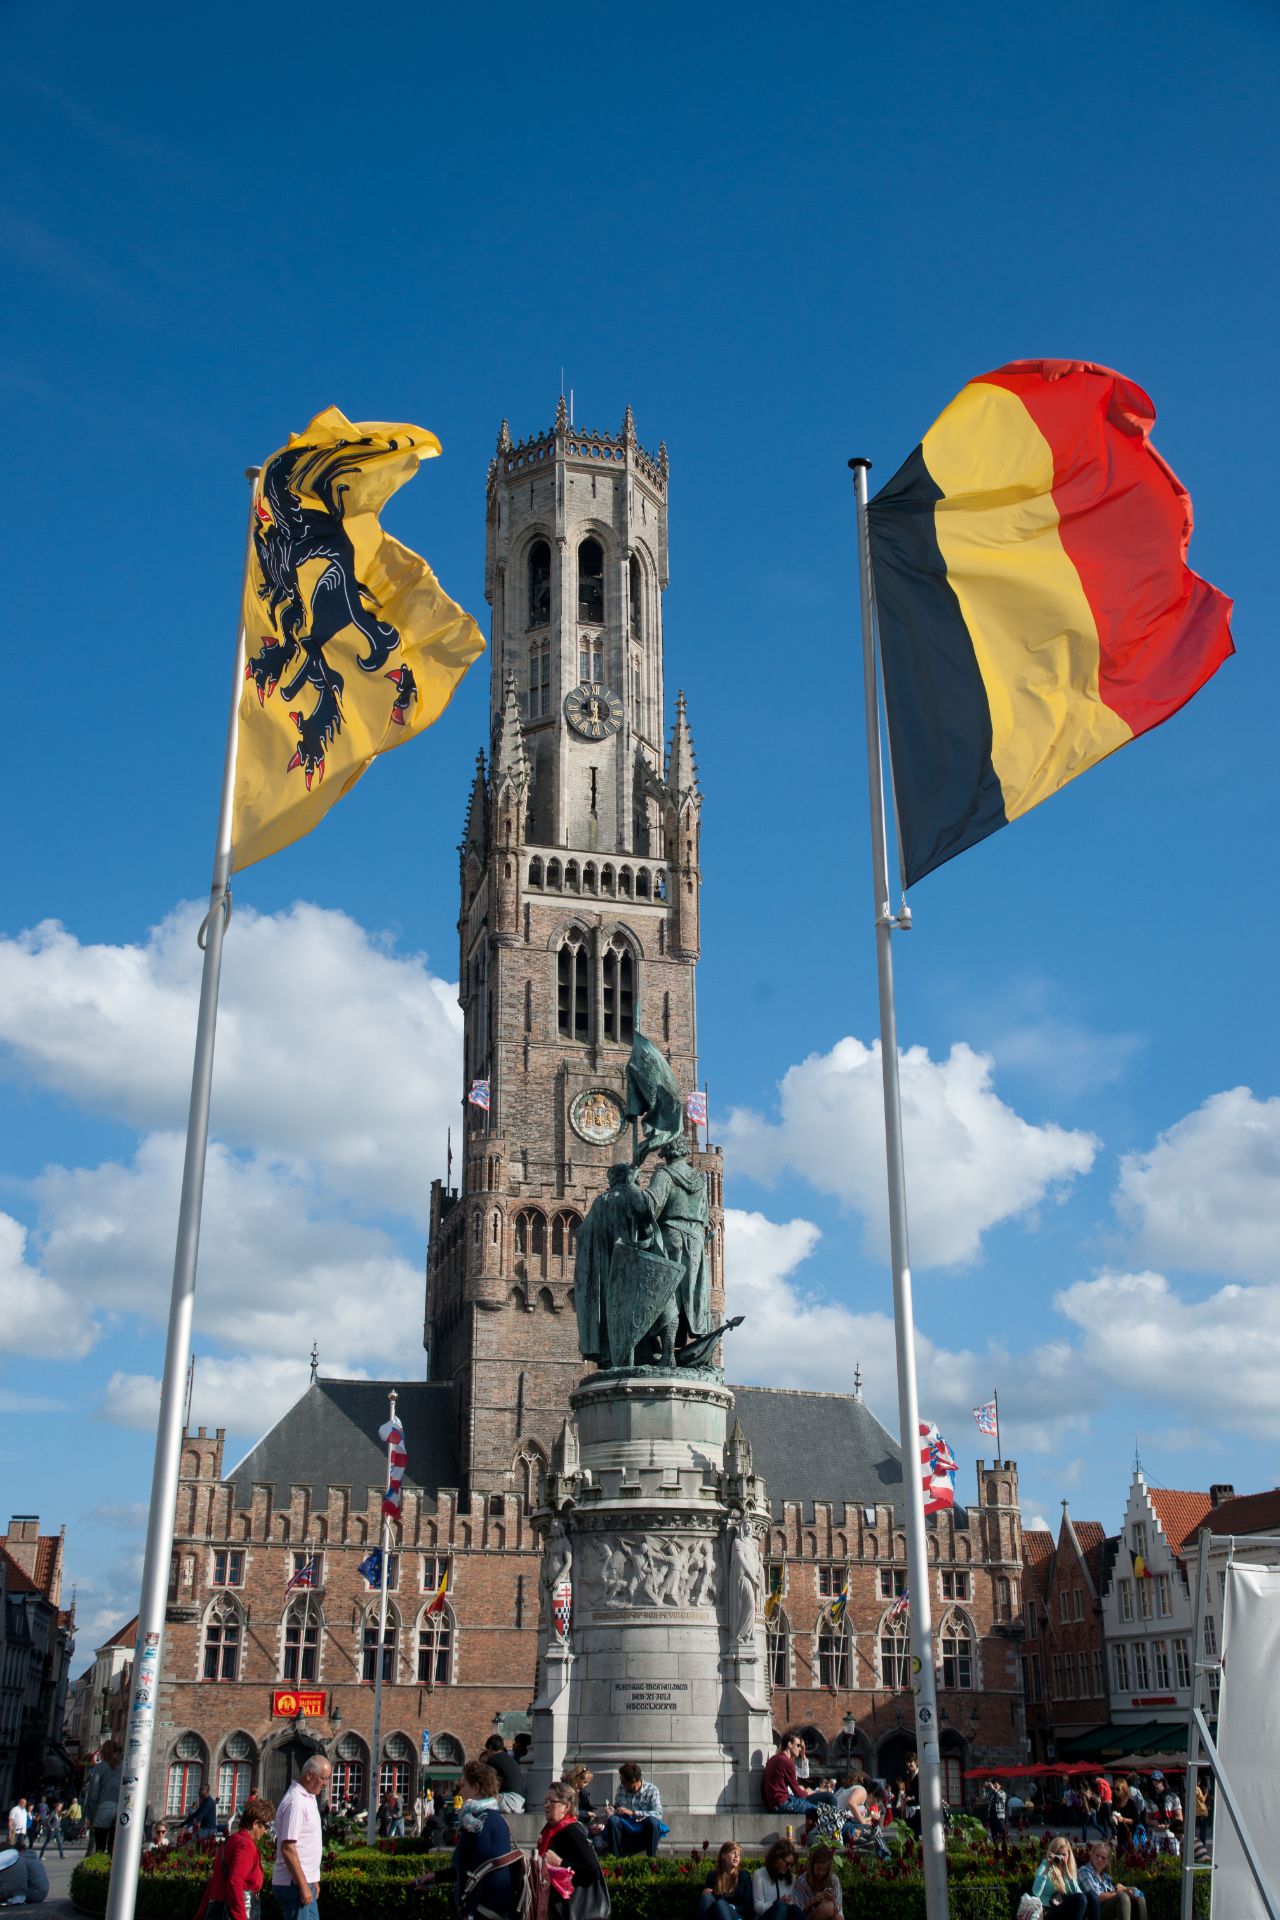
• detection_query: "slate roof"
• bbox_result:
[729,1386,912,1521]
[1203,1489,1280,1537]
[1148,1488,1213,1556]
[226,1379,460,1511]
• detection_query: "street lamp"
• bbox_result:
[840,1710,857,1742]
[330,1705,344,1735]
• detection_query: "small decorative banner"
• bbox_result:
[272,1689,327,1718]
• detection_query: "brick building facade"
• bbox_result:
[1020,1507,1115,1763]
[0,1516,74,1806]
[152,403,1027,1822]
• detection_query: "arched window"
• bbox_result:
[939,1609,975,1689]
[767,1608,790,1687]
[527,540,550,628]
[217,1733,254,1821]
[879,1607,911,1690]
[636,868,651,900]
[601,935,635,1043]
[547,858,563,889]
[382,1732,416,1802]
[515,1212,528,1255]
[528,636,551,718]
[531,1213,546,1265]
[584,862,598,893]
[996,1575,1012,1620]
[281,1599,319,1682]
[417,1603,454,1684]
[816,1610,850,1689]
[619,866,633,898]
[566,860,580,892]
[528,857,543,888]
[563,1212,581,1258]
[167,1733,205,1816]
[552,1215,565,1258]
[577,537,604,624]
[202,1596,241,1682]
[602,864,616,895]
[515,1444,547,1510]
[629,553,642,642]
[332,1732,366,1810]
[362,1603,400,1683]
[557,932,590,1040]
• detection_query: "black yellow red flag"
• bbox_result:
[867,361,1234,887]
[232,408,485,871]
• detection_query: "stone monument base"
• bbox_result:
[529,1368,773,1815]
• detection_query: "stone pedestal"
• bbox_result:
[529,1368,773,1814]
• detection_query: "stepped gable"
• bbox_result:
[729,1385,907,1520]
[225,1378,459,1511]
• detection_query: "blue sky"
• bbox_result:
[2,1,1276,1648]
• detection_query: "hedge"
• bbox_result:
[71,1842,1211,1920]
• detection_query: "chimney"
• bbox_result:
[1209,1484,1236,1508]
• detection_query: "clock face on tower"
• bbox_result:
[564,682,624,739]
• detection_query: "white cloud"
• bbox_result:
[722,1206,1098,1454]
[1055,1267,1280,1441]
[0,903,461,1221]
[0,1209,96,1356]
[724,1037,1097,1266]
[101,1352,364,1434]
[1115,1087,1280,1280]
[22,1132,425,1374]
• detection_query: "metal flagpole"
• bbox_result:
[368,1389,398,1834]
[994,1389,1002,1463]
[106,472,259,1920]
[1179,1528,1210,1920]
[849,457,950,1920]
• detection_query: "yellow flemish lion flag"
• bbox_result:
[232,407,485,871]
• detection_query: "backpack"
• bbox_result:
[463,1847,554,1920]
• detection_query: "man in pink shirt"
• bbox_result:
[272,1756,331,1920]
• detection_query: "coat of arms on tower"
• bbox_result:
[569,1088,624,1145]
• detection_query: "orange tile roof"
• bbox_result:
[102,1615,138,1649]
[1149,1488,1214,1554]
[1,1548,40,1595]
[1073,1521,1105,1551]
[1023,1529,1054,1566]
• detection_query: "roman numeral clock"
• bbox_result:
[564,682,624,740]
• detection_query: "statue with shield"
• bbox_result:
[574,1033,738,1372]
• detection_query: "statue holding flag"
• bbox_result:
[575,1032,718,1372]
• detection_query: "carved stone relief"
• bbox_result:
[579,1532,719,1610]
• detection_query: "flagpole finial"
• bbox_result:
[310,1343,319,1384]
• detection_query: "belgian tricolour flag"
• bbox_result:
[868,360,1234,887]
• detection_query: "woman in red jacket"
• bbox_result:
[195,1797,275,1920]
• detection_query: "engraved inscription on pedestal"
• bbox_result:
[612,1679,690,1716]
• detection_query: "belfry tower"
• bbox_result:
[425,403,723,1500]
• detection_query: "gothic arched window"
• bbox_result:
[216,1733,254,1822]
[767,1608,790,1687]
[879,1606,911,1690]
[629,553,642,642]
[601,936,635,1044]
[577,537,604,624]
[527,540,550,629]
[939,1609,975,1689]
[557,933,590,1041]
[816,1609,850,1689]
[167,1733,206,1817]
[417,1603,455,1684]
[202,1596,242,1682]
[529,636,550,718]
[381,1732,416,1803]
[362,1604,400,1684]
[332,1732,366,1810]
[528,857,543,889]
[281,1599,320,1683]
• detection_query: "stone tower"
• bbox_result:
[424,404,724,1501]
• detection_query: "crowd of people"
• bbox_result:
[7,1729,1217,1920]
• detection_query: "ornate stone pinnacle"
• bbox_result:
[555,394,568,431]
[622,404,636,443]
[496,418,512,453]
